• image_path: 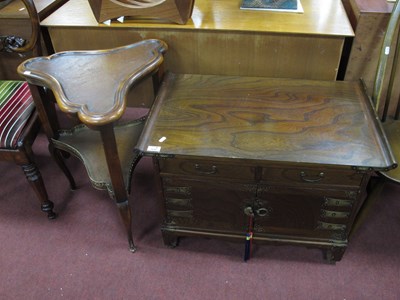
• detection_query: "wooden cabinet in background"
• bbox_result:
[40,0,353,81]
[343,0,399,118]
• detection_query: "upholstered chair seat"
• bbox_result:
[0,81,35,149]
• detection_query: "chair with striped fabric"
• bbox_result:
[0,0,59,218]
[0,81,34,149]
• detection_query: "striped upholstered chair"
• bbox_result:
[0,0,57,218]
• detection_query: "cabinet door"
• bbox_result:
[162,177,254,233]
[254,186,358,241]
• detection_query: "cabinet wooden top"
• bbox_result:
[138,73,396,170]
[40,0,353,37]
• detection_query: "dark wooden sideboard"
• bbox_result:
[137,73,396,263]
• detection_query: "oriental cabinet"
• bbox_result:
[137,73,396,263]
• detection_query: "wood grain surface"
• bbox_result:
[40,0,353,81]
[139,73,395,170]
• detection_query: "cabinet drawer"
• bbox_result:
[158,158,255,180]
[262,166,363,187]
[162,177,252,232]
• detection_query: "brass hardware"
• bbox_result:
[320,209,350,219]
[241,184,258,193]
[244,206,254,217]
[253,224,265,232]
[194,164,217,175]
[345,191,359,199]
[244,206,271,217]
[317,221,346,231]
[330,232,347,241]
[165,186,192,196]
[255,207,271,217]
[167,210,193,218]
[323,197,353,208]
[257,185,270,193]
[300,171,324,182]
[165,197,192,207]
[351,166,370,172]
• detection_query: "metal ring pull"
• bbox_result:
[194,164,217,175]
[300,171,324,182]
[256,208,270,217]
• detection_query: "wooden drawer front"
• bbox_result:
[261,166,363,187]
[159,158,255,180]
[254,186,358,241]
[162,177,254,232]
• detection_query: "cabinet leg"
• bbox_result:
[324,246,346,264]
[162,230,179,248]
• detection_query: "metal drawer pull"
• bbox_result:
[318,221,346,231]
[300,171,324,182]
[244,207,271,217]
[256,208,270,217]
[323,197,353,208]
[320,209,350,219]
[165,186,192,196]
[194,164,217,175]
[167,210,193,218]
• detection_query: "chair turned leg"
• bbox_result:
[21,163,56,219]
[48,143,77,190]
[117,200,136,252]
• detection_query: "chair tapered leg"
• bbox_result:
[48,143,77,190]
[21,162,56,219]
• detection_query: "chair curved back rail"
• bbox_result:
[0,0,41,55]
[0,0,56,219]
[18,39,168,251]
